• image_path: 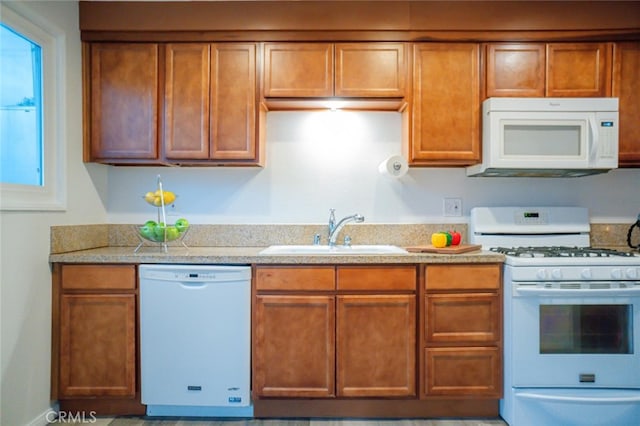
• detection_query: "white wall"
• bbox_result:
[108,111,640,226]
[0,2,108,426]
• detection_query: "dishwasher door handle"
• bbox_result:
[178,281,209,289]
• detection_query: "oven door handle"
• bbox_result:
[516,287,640,297]
[517,391,640,404]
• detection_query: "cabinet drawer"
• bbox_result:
[424,347,501,397]
[425,264,501,291]
[61,264,136,290]
[337,266,416,291]
[255,266,335,291]
[425,293,500,344]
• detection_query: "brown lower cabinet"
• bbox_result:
[253,265,417,399]
[423,264,503,398]
[51,264,144,415]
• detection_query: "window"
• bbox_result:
[0,3,65,210]
[1,23,42,186]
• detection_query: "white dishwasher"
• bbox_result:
[139,264,252,417]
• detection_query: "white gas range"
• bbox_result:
[470,207,640,426]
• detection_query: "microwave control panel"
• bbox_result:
[598,119,617,158]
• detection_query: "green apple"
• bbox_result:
[139,225,155,241]
[144,220,158,229]
[153,225,166,241]
[175,218,189,232]
[165,226,181,241]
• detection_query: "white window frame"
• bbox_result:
[0,2,66,211]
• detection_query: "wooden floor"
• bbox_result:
[101,417,507,426]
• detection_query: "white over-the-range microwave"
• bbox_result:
[467,97,619,177]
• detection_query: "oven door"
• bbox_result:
[510,283,640,388]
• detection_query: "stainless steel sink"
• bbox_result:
[259,244,408,255]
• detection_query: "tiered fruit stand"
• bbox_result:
[134,175,189,253]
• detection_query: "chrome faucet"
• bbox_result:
[328,209,365,246]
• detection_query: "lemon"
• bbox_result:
[144,192,155,204]
[162,191,176,204]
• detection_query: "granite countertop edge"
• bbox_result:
[48,246,505,265]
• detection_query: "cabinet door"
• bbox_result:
[485,43,545,97]
[59,294,136,397]
[425,293,500,344]
[89,43,158,160]
[613,41,640,167]
[410,43,480,165]
[164,43,211,160]
[263,43,333,97]
[546,43,612,97]
[424,347,501,397]
[253,295,335,398]
[336,294,416,397]
[335,43,406,97]
[210,43,258,160]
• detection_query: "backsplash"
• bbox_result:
[50,224,109,254]
[590,224,636,248]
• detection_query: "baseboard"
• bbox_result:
[26,403,58,426]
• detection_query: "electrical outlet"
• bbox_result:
[443,198,462,217]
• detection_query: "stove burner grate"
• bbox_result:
[490,246,636,258]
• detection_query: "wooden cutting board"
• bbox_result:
[405,244,482,254]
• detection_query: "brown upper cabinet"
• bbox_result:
[164,43,260,163]
[408,43,481,166]
[613,41,640,167]
[88,43,159,161]
[263,43,407,99]
[85,42,262,165]
[485,42,612,98]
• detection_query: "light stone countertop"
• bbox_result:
[48,245,505,265]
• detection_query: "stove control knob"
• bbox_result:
[611,268,622,279]
[552,269,562,279]
[581,268,592,279]
[537,269,547,280]
[626,268,638,279]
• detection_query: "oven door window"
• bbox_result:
[540,304,632,354]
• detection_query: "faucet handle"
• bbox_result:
[343,235,352,246]
[313,233,322,245]
[328,208,336,233]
